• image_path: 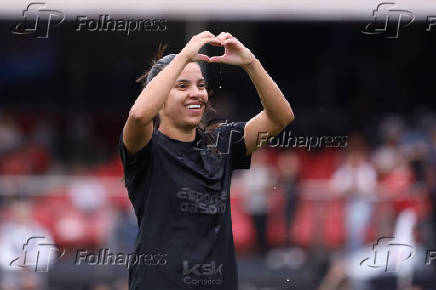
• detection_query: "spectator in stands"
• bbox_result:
[107,206,138,254]
[68,173,107,213]
[277,150,301,246]
[0,200,54,290]
[372,115,404,180]
[241,148,276,255]
[0,112,23,157]
[331,139,377,252]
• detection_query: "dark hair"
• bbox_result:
[136,43,223,152]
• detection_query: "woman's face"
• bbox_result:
[159,62,208,130]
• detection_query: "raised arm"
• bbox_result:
[210,32,295,155]
[123,31,221,154]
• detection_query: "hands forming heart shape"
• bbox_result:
[181,31,256,67]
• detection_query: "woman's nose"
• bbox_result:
[188,86,202,97]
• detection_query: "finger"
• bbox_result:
[202,36,222,46]
[198,31,215,38]
[217,32,226,38]
[216,32,229,42]
[209,40,223,47]
[209,55,227,63]
[206,34,222,46]
[189,37,220,59]
[194,53,210,62]
[220,32,234,41]
[190,31,215,42]
[223,39,240,47]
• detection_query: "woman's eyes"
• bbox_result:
[176,83,206,89]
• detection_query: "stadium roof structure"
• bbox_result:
[1,0,435,20]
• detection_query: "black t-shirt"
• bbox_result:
[119,122,252,290]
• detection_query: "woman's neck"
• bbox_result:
[158,123,196,142]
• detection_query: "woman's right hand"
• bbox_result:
[180,31,222,62]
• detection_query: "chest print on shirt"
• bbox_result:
[182,260,223,286]
[176,187,228,215]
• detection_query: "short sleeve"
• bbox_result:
[217,122,252,170]
[119,131,153,187]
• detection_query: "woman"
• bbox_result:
[119,31,294,289]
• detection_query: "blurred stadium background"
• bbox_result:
[1,1,436,289]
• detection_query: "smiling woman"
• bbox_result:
[119,30,294,290]
[135,44,217,133]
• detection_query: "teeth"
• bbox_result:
[186,104,201,109]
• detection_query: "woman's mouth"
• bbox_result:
[184,103,202,113]
[185,104,201,110]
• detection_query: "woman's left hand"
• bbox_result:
[209,32,256,66]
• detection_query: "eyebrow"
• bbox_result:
[176,78,205,83]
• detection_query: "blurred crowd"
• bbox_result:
[0,109,435,290]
